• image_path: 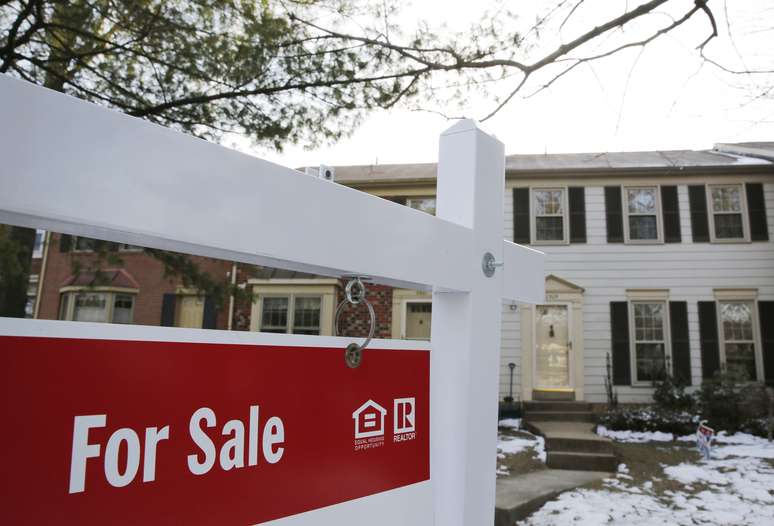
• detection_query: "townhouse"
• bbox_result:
[26,142,774,405]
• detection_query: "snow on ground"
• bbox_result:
[520,433,774,526]
[496,419,546,476]
[499,418,521,430]
[597,425,676,443]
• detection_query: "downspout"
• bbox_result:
[227,262,237,330]
[33,231,51,319]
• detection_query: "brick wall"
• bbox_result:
[37,234,232,329]
[335,282,393,339]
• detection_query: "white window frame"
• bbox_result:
[248,279,337,335]
[58,287,137,324]
[623,185,663,244]
[707,183,750,243]
[626,290,671,386]
[402,299,432,340]
[530,187,569,245]
[32,229,45,258]
[714,290,763,382]
[257,293,323,335]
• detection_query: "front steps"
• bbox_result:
[523,402,617,473]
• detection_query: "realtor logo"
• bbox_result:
[393,398,415,434]
[352,400,387,439]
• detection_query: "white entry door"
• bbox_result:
[535,305,571,389]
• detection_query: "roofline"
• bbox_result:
[714,142,774,162]
[339,162,774,187]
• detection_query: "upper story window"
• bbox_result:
[69,236,142,252]
[709,185,747,241]
[718,301,758,381]
[32,230,45,258]
[406,197,436,216]
[259,295,322,335]
[630,301,668,384]
[59,290,135,324]
[532,188,567,244]
[624,187,661,242]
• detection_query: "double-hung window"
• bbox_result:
[709,185,747,241]
[631,301,668,383]
[532,188,567,243]
[718,301,758,381]
[259,295,322,335]
[624,187,660,242]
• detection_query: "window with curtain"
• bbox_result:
[710,185,745,240]
[719,301,757,380]
[533,189,566,242]
[631,302,667,382]
[625,187,659,241]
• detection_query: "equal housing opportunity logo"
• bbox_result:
[352,398,416,451]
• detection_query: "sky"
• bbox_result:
[241,0,774,168]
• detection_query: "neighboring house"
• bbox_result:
[23,142,774,406]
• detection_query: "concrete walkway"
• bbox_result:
[495,468,610,526]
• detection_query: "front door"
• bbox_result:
[535,304,571,389]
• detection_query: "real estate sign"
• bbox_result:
[0,320,430,525]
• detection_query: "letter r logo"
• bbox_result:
[393,398,415,434]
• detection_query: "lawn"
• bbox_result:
[516,429,774,526]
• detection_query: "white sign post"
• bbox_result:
[0,74,544,525]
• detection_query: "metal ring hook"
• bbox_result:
[335,277,375,368]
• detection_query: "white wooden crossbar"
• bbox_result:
[0,73,545,526]
[0,75,543,301]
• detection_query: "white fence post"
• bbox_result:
[431,120,505,525]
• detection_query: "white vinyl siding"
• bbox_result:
[500,180,774,403]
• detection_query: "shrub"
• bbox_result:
[597,408,695,436]
[695,370,767,433]
[652,371,694,413]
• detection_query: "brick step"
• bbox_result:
[524,401,592,413]
[545,437,614,455]
[523,411,594,423]
[546,452,618,472]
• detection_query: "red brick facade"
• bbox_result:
[34,233,397,336]
[37,234,233,329]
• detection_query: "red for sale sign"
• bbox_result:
[0,328,429,525]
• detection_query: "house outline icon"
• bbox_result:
[352,400,387,439]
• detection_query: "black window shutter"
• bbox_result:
[669,301,691,385]
[759,301,774,387]
[688,186,710,243]
[59,234,72,252]
[513,188,530,244]
[604,187,623,243]
[568,187,587,243]
[745,183,769,242]
[661,186,682,243]
[698,301,720,379]
[160,293,177,327]
[610,301,631,385]
[202,296,217,329]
